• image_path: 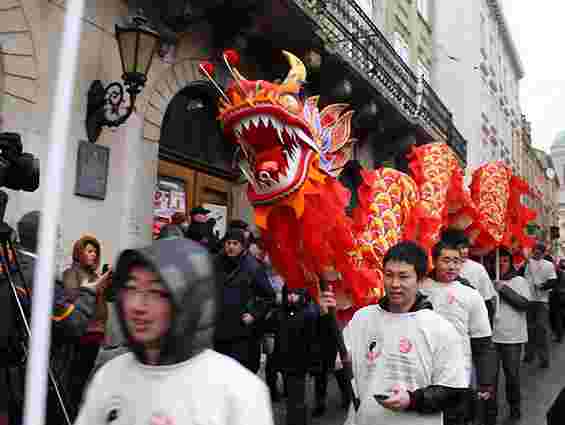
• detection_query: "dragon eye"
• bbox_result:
[279,94,300,112]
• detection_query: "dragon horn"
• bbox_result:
[282,51,307,85]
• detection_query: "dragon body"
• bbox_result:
[199,50,535,307]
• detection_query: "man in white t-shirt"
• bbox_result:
[320,241,468,425]
[484,248,531,424]
[455,234,497,324]
[523,243,557,368]
[420,238,497,424]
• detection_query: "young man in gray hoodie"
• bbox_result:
[74,238,273,425]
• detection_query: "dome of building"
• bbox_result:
[552,130,565,147]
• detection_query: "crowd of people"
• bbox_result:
[1,207,565,425]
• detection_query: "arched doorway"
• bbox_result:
[153,81,237,239]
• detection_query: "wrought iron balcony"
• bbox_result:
[287,0,467,164]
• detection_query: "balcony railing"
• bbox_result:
[287,0,467,164]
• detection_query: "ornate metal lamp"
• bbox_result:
[86,12,161,143]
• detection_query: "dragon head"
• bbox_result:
[199,50,356,206]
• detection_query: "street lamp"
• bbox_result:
[86,12,161,143]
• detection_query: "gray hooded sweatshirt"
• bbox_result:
[74,239,273,425]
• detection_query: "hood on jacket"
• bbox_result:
[378,291,433,313]
[72,234,102,270]
[113,239,217,365]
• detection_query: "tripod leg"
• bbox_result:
[0,247,71,425]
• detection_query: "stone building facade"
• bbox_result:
[0,0,257,270]
[431,0,523,175]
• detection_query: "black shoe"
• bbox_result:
[510,406,522,420]
[540,360,550,369]
[312,405,326,418]
[523,355,533,363]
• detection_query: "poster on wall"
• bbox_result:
[152,176,187,239]
[203,203,228,239]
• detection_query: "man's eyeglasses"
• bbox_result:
[121,285,171,303]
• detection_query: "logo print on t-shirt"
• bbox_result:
[399,337,413,354]
[150,414,176,425]
[367,340,381,364]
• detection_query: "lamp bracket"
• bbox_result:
[86,80,137,143]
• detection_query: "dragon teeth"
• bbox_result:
[276,127,285,145]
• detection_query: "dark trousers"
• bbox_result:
[484,343,523,425]
[214,338,261,374]
[525,302,550,364]
[69,342,100,420]
[265,353,281,397]
[285,373,309,425]
[549,292,565,341]
[314,368,350,407]
[443,390,474,425]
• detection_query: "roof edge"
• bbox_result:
[486,0,525,79]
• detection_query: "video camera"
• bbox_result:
[0,132,40,192]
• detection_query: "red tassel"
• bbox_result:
[199,62,215,76]
[223,49,240,66]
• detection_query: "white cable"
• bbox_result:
[23,1,85,425]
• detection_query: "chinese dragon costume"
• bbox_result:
[199,49,535,307]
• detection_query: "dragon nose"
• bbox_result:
[257,161,279,173]
[256,161,280,182]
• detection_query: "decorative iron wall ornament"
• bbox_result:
[86,12,160,143]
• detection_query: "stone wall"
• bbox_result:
[0,0,224,268]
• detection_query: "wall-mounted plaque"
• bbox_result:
[74,140,110,200]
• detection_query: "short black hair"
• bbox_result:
[441,228,469,248]
[432,239,460,259]
[383,241,429,280]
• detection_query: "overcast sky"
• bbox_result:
[501,0,565,153]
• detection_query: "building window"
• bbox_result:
[417,59,431,82]
[417,0,429,21]
[393,32,410,64]
[160,83,235,174]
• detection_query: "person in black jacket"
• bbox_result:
[0,211,108,424]
[549,258,565,343]
[266,287,318,425]
[213,228,275,373]
[484,248,531,424]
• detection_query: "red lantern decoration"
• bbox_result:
[199,62,215,76]
[223,49,240,67]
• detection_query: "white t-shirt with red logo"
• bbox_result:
[343,305,467,425]
[525,259,557,303]
[419,279,492,384]
[460,259,497,301]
